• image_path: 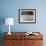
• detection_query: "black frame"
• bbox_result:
[18,9,36,24]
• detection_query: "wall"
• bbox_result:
[0,0,46,32]
[0,0,46,46]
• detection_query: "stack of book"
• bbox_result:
[25,32,38,35]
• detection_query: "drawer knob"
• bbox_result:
[32,42,35,44]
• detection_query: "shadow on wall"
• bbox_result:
[0,16,5,46]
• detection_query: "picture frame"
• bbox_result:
[18,9,36,24]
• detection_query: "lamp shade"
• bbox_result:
[5,18,14,25]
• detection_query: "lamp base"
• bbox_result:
[8,32,11,35]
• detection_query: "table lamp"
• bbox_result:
[5,18,14,35]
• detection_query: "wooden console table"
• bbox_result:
[4,32,43,46]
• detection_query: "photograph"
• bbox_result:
[18,9,36,23]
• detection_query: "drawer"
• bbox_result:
[24,40,43,46]
[4,40,24,46]
[25,35,43,40]
[4,35,24,40]
[4,40,16,46]
[32,40,43,46]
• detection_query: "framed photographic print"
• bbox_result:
[18,9,36,24]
